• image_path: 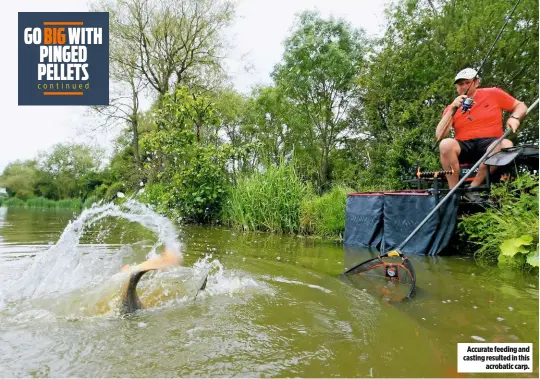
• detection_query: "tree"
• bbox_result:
[357,0,539,188]
[91,0,235,184]
[273,11,368,192]
[38,143,104,199]
[245,86,298,168]
[91,20,147,169]
[140,87,234,222]
[0,160,39,200]
[101,0,235,100]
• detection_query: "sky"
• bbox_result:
[1,0,391,173]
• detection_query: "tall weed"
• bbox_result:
[222,164,308,233]
[0,197,83,209]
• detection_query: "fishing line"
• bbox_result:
[459,0,523,112]
[343,98,538,300]
[430,0,523,151]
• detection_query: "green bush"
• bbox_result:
[138,183,170,213]
[222,163,308,233]
[137,144,232,223]
[300,185,351,239]
[169,145,232,223]
[458,173,539,273]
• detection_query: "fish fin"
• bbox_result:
[194,273,209,300]
[135,249,181,272]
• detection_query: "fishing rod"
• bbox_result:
[392,97,538,255]
[343,98,538,282]
[460,0,522,112]
[430,0,523,151]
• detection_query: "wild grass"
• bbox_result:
[0,197,84,209]
[300,185,351,240]
[25,197,59,208]
[221,164,308,233]
[1,198,26,207]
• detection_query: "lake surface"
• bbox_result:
[0,204,538,377]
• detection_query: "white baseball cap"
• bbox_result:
[454,68,478,84]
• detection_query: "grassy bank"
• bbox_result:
[0,196,86,210]
[220,164,307,234]
[300,185,351,240]
[220,164,349,240]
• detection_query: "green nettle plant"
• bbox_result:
[458,173,539,272]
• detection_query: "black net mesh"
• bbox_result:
[343,255,416,302]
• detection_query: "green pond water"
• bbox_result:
[0,204,537,378]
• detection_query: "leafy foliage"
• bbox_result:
[458,173,539,272]
[0,144,105,202]
[0,160,39,200]
[139,88,234,223]
[300,185,351,239]
[272,11,368,192]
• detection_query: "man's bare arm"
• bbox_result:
[435,109,455,141]
[435,95,467,141]
[506,100,527,133]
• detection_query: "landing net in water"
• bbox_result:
[342,251,416,302]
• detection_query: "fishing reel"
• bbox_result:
[461,97,474,113]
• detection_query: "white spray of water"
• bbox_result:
[1,200,268,319]
[190,254,267,298]
[3,200,183,301]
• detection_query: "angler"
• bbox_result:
[341,0,538,293]
[436,68,527,197]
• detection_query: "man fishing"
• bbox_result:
[435,68,527,201]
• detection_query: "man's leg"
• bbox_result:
[439,138,461,188]
[470,139,513,187]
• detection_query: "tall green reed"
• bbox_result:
[222,164,308,233]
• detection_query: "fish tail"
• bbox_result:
[119,249,181,314]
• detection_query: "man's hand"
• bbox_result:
[451,95,467,109]
[506,117,520,133]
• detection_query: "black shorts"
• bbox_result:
[457,138,498,164]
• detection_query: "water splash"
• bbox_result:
[3,200,183,302]
[194,254,267,297]
[0,200,267,320]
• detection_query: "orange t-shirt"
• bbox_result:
[443,87,516,141]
